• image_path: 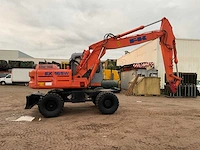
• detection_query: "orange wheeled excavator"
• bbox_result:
[25,17,181,117]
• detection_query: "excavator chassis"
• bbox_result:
[25,88,119,118]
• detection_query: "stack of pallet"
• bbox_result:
[164,72,197,97]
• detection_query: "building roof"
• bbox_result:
[0,50,33,60]
[0,50,68,64]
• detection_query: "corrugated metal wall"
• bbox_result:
[176,39,200,75]
[157,39,200,88]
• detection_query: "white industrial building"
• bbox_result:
[117,38,200,89]
[0,50,33,60]
[0,50,68,64]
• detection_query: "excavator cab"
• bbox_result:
[69,53,82,76]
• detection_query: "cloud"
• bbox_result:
[0,0,199,60]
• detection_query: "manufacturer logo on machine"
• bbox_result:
[54,72,69,76]
[130,36,146,43]
[45,72,52,76]
[45,72,69,76]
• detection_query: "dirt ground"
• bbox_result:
[1,86,200,150]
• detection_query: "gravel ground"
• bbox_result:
[1,85,200,150]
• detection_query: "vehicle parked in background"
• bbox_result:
[0,68,32,85]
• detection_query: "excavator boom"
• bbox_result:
[76,17,181,92]
[28,17,181,93]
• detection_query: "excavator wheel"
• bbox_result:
[95,92,119,114]
[91,87,103,106]
[38,93,64,118]
[92,97,96,106]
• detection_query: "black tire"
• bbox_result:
[91,87,103,106]
[24,83,29,86]
[197,89,200,96]
[38,93,64,118]
[92,97,96,105]
[96,92,119,114]
[1,81,6,85]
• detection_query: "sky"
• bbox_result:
[0,0,199,60]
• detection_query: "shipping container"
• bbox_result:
[120,69,158,89]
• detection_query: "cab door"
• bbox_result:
[5,74,12,84]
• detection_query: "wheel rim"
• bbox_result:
[103,99,113,108]
[1,82,5,85]
[45,100,58,111]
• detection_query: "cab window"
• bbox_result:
[6,75,11,78]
